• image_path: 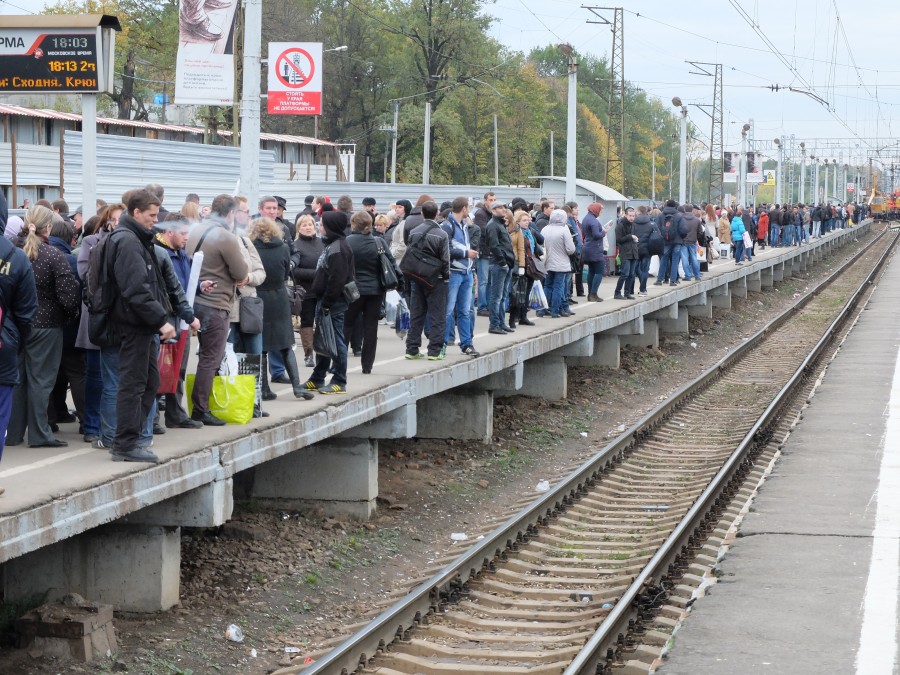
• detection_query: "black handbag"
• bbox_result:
[313,310,339,359]
[343,280,360,304]
[238,295,264,334]
[511,274,528,307]
[375,239,400,290]
[525,254,547,281]
[288,284,306,315]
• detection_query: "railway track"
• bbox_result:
[285,227,894,675]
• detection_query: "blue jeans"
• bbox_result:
[488,263,512,329]
[99,345,154,449]
[585,259,604,295]
[659,244,682,283]
[268,349,285,378]
[446,271,474,348]
[311,302,348,387]
[636,257,651,292]
[476,256,491,311]
[615,258,639,295]
[770,224,780,246]
[545,270,567,316]
[734,240,744,262]
[228,323,263,354]
[83,349,102,436]
[681,244,701,280]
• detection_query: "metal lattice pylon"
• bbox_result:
[687,61,723,204]
[586,6,625,194]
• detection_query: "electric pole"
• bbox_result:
[586,6,625,194]
[687,61,723,204]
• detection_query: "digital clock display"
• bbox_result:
[0,30,101,93]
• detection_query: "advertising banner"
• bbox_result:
[267,42,322,115]
[174,0,238,105]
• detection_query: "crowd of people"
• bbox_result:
[0,185,864,476]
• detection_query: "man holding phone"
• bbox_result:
[186,195,249,425]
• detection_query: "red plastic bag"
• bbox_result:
[157,330,188,395]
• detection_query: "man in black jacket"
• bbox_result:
[305,211,354,394]
[403,201,450,360]
[106,189,175,462]
[472,193,494,316]
[0,190,37,490]
[485,203,516,333]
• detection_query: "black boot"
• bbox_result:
[285,349,314,400]
[261,352,277,401]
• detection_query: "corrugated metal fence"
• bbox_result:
[0,143,59,186]
[62,131,276,207]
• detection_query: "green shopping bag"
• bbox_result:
[185,374,255,425]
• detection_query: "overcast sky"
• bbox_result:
[3,0,897,167]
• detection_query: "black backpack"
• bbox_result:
[399,221,444,288]
[662,214,677,242]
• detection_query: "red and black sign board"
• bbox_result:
[0,29,101,93]
[267,42,322,115]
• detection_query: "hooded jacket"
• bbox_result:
[542,211,576,272]
[312,211,355,309]
[107,214,171,335]
[680,211,703,245]
[632,213,658,258]
[615,215,638,260]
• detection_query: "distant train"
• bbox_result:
[868,190,900,221]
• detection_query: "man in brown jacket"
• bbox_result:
[185,194,249,425]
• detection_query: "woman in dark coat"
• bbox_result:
[291,214,323,367]
[8,205,81,447]
[345,210,392,374]
[249,217,313,401]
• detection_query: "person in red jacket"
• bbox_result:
[757,210,769,250]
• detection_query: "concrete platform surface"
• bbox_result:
[661,240,900,674]
[0,225,864,565]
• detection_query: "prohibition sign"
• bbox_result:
[275,48,315,89]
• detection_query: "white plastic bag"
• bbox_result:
[384,289,401,324]
[218,342,239,376]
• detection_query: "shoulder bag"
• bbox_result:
[375,238,400,290]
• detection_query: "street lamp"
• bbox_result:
[799,142,806,204]
[324,45,348,53]
[740,122,751,206]
[672,96,687,204]
[773,137,783,205]
[558,43,577,202]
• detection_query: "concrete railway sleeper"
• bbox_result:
[284,228,896,675]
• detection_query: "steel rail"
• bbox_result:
[566,227,899,674]
[293,226,887,675]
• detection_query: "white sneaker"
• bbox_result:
[638,291,648,297]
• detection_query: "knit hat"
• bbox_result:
[4,215,23,240]
[587,202,602,217]
[322,211,346,238]
[549,209,568,226]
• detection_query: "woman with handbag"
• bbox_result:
[291,215,323,368]
[345,211,397,374]
[7,206,81,447]
[227,219,267,395]
[249,218,313,401]
[507,210,528,329]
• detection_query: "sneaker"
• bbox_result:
[191,410,226,426]
[304,355,315,368]
[488,327,506,334]
[83,433,100,443]
[669,281,678,286]
[613,294,625,299]
[461,344,480,356]
[271,374,291,384]
[303,379,321,389]
[111,447,160,463]
[91,438,108,450]
[638,291,648,297]
[653,280,663,286]
[405,351,425,360]
[427,348,446,360]
[318,383,347,395]
[152,423,166,435]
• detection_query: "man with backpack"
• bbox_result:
[654,199,685,287]
[401,201,450,360]
[101,189,175,462]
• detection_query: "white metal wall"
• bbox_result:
[0,142,59,186]
[62,131,277,208]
